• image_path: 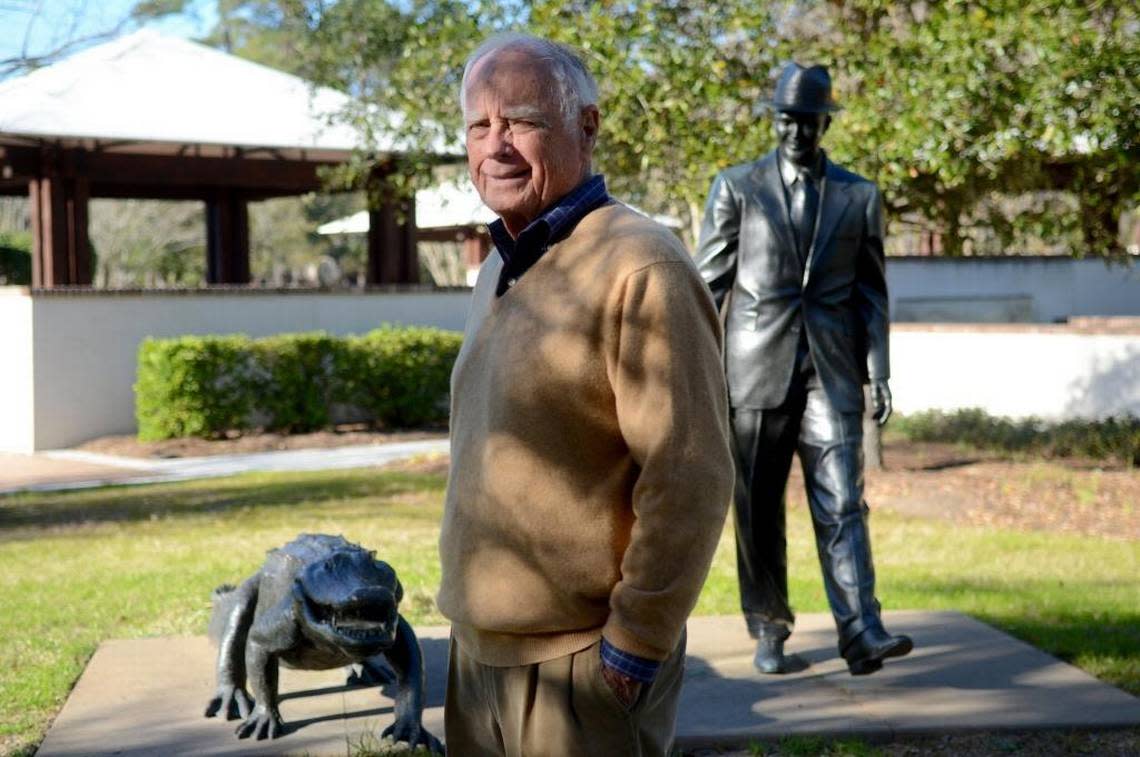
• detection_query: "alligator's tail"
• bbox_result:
[207,584,238,645]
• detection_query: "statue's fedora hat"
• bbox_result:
[765,63,841,113]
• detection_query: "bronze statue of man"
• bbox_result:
[695,63,912,675]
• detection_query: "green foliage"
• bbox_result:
[252,333,338,432]
[893,409,1140,467]
[337,326,463,428]
[800,1,1139,255]
[0,230,32,285]
[134,326,462,440]
[135,336,257,440]
[748,735,882,757]
[220,0,1136,254]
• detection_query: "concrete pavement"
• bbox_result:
[0,440,451,495]
[35,611,1140,756]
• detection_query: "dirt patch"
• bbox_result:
[788,440,1139,542]
[77,426,448,459]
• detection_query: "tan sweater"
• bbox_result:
[437,201,733,666]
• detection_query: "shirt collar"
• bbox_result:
[488,174,608,262]
[778,150,825,187]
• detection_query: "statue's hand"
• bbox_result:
[235,703,282,740]
[204,683,252,721]
[381,718,445,754]
[870,379,892,426]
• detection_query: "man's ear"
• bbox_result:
[394,578,404,605]
[822,114,832,135]
[581,105,600,147]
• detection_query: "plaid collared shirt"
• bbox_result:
[488,174,609,297]
[600,637,661,683]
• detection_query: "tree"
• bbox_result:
[89,199,206,288]
[787,0,1139,255]
[271,0,1135,255]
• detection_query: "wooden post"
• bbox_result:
[367,194,418,285]
[28,168,92,287]
[68,176,91,284]
[206,190,250,284]
[365,163,419,286]
[461,229,491,268]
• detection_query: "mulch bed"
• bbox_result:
[779,440,1138,541]
[865,440,1138,541]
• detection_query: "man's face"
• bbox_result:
[774,110,830,167]
[463,49,599,237]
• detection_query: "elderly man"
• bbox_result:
[695,63,912,677]
[437,33,734,755]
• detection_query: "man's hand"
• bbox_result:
[870,378,892,426]
[600,662,642,709]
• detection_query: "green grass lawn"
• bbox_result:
[1,463,1137,755]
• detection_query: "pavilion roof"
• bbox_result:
[318,180,685,234]
[0,29,402,159]
[319,181,499,233]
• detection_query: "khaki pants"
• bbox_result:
[444,631,687,756]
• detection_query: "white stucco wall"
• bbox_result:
[890,324,1140,420]
[0,289,35,452]
[887,257,1140,323]
[19,288,472,451]
[6,276,1138,452]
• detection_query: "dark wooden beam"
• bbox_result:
[84,151,334,193]
[206,190,250,284]
[2,145,337,194]
[367,196,418,285]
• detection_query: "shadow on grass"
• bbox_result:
[0,469,447,538]
[892,577,1140,694]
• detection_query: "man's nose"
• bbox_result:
[489,123,515,157]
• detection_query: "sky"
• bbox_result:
[0,0,215,69]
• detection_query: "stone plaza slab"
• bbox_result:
[36,611,1140,756]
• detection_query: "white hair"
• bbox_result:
[459,33,599,126]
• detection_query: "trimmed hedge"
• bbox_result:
[0,230,32,285]
[135,326,462,441]
[893,408,1140,467]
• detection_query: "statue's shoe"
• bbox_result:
[753,631,787,674]
[842,627,913,676]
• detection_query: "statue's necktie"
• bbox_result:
[790,169,819,263]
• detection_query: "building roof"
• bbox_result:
[0,29,388,158]
[318,181,684,234]
[319,181,499,233]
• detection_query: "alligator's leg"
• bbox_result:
[379,616,443,753]
[234,602,295,740]
[234,639,281,739]
[204,576,257,720]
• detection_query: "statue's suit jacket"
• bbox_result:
[694,150,889,413]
